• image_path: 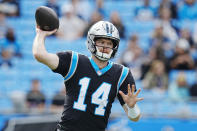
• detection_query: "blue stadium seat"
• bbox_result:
[156,101,179,116]
[188,102,197,115]
[169,70,196,86]
[126,20,155,34]
[41,80,63,98]
[0,97,13,110]
[138,101,155,115]
[0,69,17,82]
[20,0,45,18]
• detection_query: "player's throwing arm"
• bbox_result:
[33,6,59,70]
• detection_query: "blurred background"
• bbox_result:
[1,0,197,131]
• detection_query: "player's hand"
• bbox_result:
[119,84,144,108]
[36,25,57,37]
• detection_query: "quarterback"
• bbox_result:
[33,21,144,131]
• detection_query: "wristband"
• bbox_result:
[127,104,140,118]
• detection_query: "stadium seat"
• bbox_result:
[169,70,196,86]
[20,0,45,18]
[0,97,13,110]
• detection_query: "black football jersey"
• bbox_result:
[52,51,135,131]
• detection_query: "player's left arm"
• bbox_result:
[119,84,143,122]
[117,69,144,122]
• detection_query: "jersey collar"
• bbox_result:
[89,57,113,76]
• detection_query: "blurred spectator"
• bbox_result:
[179,28,197,62]
[168,72,190,102]
[178,0,197,20]
[135,0,155,21]
[150,24,170,47]
[169,39,195,70]
[26,79,46,113]
[10,90,26,113]
[141,42,168,79]
[157,7,178,43]
[150,22,176,60]
[159,0,177,19]
[0,0,20,17]
[50,87,66,113]
[83,11,103,37]
[150,24,173,60]
[57,4,86,41]
[95,0,106,18]
[180,28,195,47]
[0,11,9,39]
[0,47,13,68]
[120,34,146,80]
[142,60,168,91]
[190,80,197,100]
[69,0,92,21]
[110,11,125,38]
[192,22,197,45]
[46,0,60,17]
[0,28,22,58]
[190,83,197,99]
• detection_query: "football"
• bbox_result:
[35,6,59,31]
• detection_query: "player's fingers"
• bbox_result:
[135,88,141,96]
[119,91,127,100]
[45,29,57,36]
[52,28,58,33]
[131,84,135,95]
[48,29,58,35]
[35,27,42,34]
[128,84,131,96]
[137,97,144,102]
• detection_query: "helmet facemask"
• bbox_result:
[86,21,120,61]
[94,37,118,61]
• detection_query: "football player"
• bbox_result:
[33,21,144,131]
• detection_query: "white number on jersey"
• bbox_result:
[73,77,111,116]
[73,77,90,111]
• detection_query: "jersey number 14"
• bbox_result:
[73,77,111,116]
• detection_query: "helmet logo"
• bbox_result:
[106,23,110,34]
[104,23,114,35]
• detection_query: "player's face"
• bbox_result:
[95,38,113,54]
